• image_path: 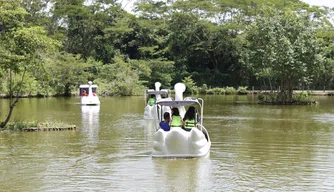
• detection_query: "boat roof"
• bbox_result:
[79,85,98,88]
[146,89,169,95]
[156,97,201,107]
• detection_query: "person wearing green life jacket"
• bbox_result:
[148,95,156,106]
[170,107,184,128]
[182,106,200,131]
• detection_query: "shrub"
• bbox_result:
[237,86,248,95]
[199,84,208,94]
[212,87,225,94]
[293,91,312,102]
[3,121,38,131]
[225,86,236,94]
[205,89,214,95]
[257,94,265,101]
[182,76,199,94]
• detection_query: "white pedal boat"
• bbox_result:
[151,83,211,158]
[79,81,100,105]
[144,82,171,120]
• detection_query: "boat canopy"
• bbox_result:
[79,85,98,88]
[146,89,169,95]
[156,97,201,107]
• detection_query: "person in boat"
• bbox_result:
[183,106,200,131]
[148,95,156,106]
[170,107,185,128]
[82,90,87,96]
[159,112,171,131]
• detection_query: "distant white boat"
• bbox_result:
[79,81,100,105]
[144,82,171,120]
[151,83,211,158]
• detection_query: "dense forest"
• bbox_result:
[1,0,334,99]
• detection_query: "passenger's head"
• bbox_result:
[163,112,170,121]
[184,106,196,119]
[188,106,196,114]
[171,107,180,116]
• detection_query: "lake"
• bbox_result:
[1,95,334,191]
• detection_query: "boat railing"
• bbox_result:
[197,124,210,142]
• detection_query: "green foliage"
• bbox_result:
[0,0,333,105]
[199,84,208,94]
[224,86,236,95]
[293,91,312,102]
[168,12,243,87]
[258,91,316,104]
[268,93,278,103]
[144,58,174,88]
[204,86,239,95]
[94,55,146,96]
[237,86,248,94]
[0,71,41,96]
[1,120,74,131]
[43,52,91,96]
[257,94,265,101]
[243,6,325,102]
[2,121,38,131]
[182,76,198,94]
[206,87,224,95]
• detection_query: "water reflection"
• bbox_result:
[313,113,334,124]
[81,105,100,144]
[143,120,158,139]
[152,158,213,191]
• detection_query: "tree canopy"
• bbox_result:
[0,0,334,96]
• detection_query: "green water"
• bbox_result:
[1,95,334,191]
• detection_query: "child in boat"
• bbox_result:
[82,90,87,96]
[183,106,200,131]
[159,112,171,131]
[148,95,156,106]
[170,107,185,128]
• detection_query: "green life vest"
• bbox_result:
[184,119,196,129]
[171,115,182,127]
[148,98,155,106]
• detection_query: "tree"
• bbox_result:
[94,55,147,96]
[168,12,243,86]
[43,52,92,96]
[243,6,324,103]
[0,0,60,128]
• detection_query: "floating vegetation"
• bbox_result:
[1,121,76,132]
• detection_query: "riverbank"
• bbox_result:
[248,90,334,96]
[1,90,334,98]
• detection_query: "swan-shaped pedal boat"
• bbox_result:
[151,83,211,158]
[79,81,100,105]
[144,82,171,120]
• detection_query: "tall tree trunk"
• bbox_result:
[0,68,26,128]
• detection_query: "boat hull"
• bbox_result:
[80,95,100,105]
[152,128,211,158]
